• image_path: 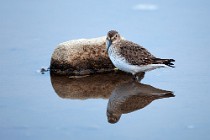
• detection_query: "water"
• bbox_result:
[0,0,210,140]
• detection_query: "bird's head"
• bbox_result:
[106,30,121,52]
[106,110,121,124]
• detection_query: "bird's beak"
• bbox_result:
[106,39,112,52]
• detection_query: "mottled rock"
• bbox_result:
[50,36,115,76]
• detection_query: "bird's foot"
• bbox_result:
[132,75,137,81]
[133,72,145,83]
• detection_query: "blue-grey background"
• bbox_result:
[0,0,210,140]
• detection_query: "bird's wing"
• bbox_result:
[115,40,156,65]
[120,95,154,113]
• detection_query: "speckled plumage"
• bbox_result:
[106,30,175,76]
[113,40,155,65]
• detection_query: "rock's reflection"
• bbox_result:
[50,72,174,124]
[50,71,133,99]
[107,81,174,123]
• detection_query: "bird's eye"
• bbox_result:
[115,34,118,38]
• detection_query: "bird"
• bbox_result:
[107,81,174,124]
[106,30,175,80]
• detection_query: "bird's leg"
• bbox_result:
[132,74,137,81]
[136,72,145,83]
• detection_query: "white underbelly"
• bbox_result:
[109,50,166,75]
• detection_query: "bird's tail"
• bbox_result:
[153,58,175,68]
[159,91,175,98]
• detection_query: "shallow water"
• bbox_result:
[0,0,210,140]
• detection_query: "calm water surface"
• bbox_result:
[0,0,210,140]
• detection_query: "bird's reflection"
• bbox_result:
[107,81,174,124]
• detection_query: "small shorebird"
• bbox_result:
[106,30,175,80]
